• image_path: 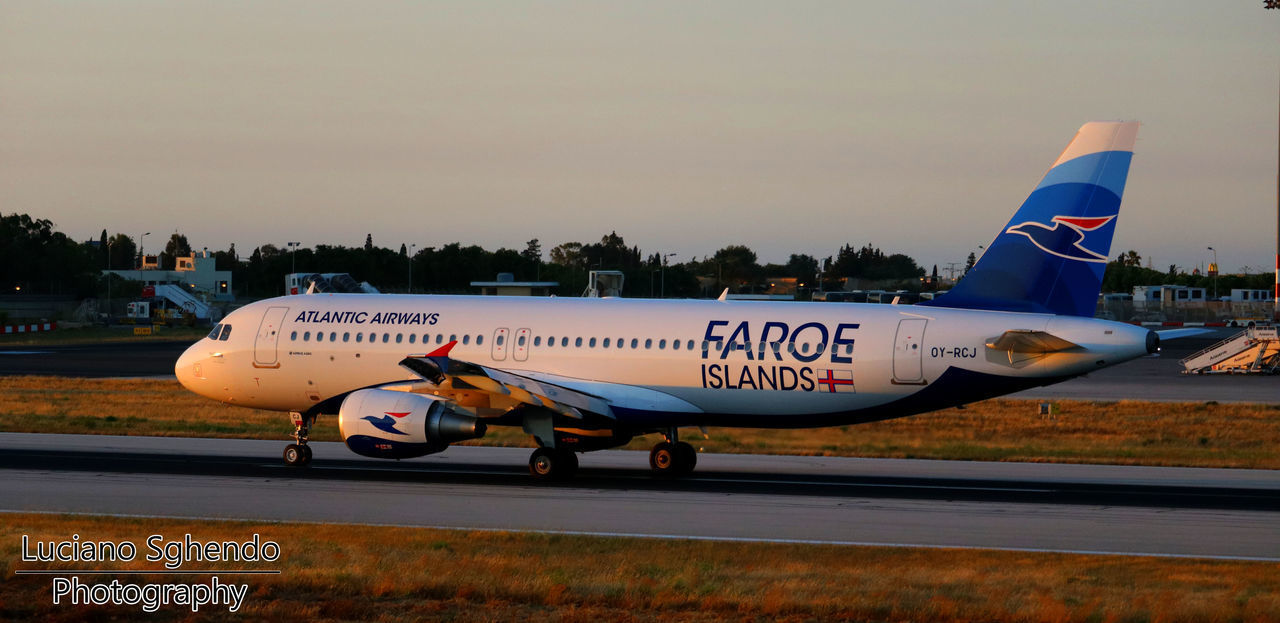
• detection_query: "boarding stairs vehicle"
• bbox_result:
[1180,326,1280,374]
[153,285,212,320]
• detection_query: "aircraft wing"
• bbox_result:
[398,344,609,419]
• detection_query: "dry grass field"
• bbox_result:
[1,376,1277,468]
[3,513,1279,622]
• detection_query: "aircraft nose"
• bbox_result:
[174,342,202,390]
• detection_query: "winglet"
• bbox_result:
[717,289,729,302]
[426,340,457,357]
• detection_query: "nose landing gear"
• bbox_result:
[284,411,314,466]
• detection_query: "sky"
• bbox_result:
[2,2,1277,276]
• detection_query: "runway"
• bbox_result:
[0,340,190,378]
[2,433,1277,561]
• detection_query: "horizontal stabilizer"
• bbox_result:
[985,330,1079,354]
[1156,328,1214,341]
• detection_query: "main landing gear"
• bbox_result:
[528,447,578,481]
[283,411,314,467]
[649,428,696,477]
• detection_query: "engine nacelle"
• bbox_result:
[338,389,486,459]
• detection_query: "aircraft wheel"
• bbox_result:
[559,449,579,474]
[529,448,577,481]
[649,442,677,475]
[301,444,313,465]
[673,441,697,475]
[283,443,308,467]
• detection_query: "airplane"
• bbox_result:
[177,121,1168,481]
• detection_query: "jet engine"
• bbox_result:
[338,389,485,459]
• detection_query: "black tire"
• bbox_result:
[673,441,697,475]
[530,448,577,481]
[301,445,313,465]
[283,443,306,466]
[557,449,579,475]
[649,442,676,474]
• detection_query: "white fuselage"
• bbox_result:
[176,293,1152,430]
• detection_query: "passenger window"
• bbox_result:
[463,334,471,345]
[659,339,667,349]
[632,338,639,349]
[672,339,680,351]
[687,339,694,351]
[534,336,542,347]
[422,334,430,344]
[290,331,298,341]
[343,332,350,342]
[800,343,810,354]
[561,337,569,347]
[356,333,363,343]
[449,334,457,343]
[497,335,505,346]
[316,332,324,342]
[476,335,483,345]
[303,331,311,341]
[409,334,416,344]
[589,337,597,348]
[519,336,526,346]
[575,337,583,347]
[436,335,443,344]
[603,338,611,348]
[547,335,555,346]
[382,334,390,343]
[645,339,653,349]
[395,334,403,344]
[329,332,336,342]
[617,338,624,349]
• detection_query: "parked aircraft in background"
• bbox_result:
[178,121,1164,480]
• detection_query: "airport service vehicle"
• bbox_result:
[178,121,1163,480]
[1181,325,1280,374]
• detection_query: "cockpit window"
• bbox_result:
[219,325,232,341]
[207,324,223,340]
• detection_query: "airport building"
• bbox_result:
[104,251,234,302]
[470,273,559,297]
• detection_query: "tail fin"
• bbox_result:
[920,121,1138,317]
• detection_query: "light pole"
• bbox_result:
[1207,246,1218,300]
[138,232,150,269]
[660,253,676,298]
[407,244,416,294]
[287,242,301,276]
[105,238,113,324]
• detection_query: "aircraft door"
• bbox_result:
[491,328,510,361]
[253,306,290,368]
[513,328,531,362]
[892,318,927,384]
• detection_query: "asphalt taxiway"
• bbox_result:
[0,341,191,378]
[2,433,1277,560]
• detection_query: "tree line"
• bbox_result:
[1,213,932,300]
[7,212,1267,302]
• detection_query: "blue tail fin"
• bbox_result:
[920,121,1138,317]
